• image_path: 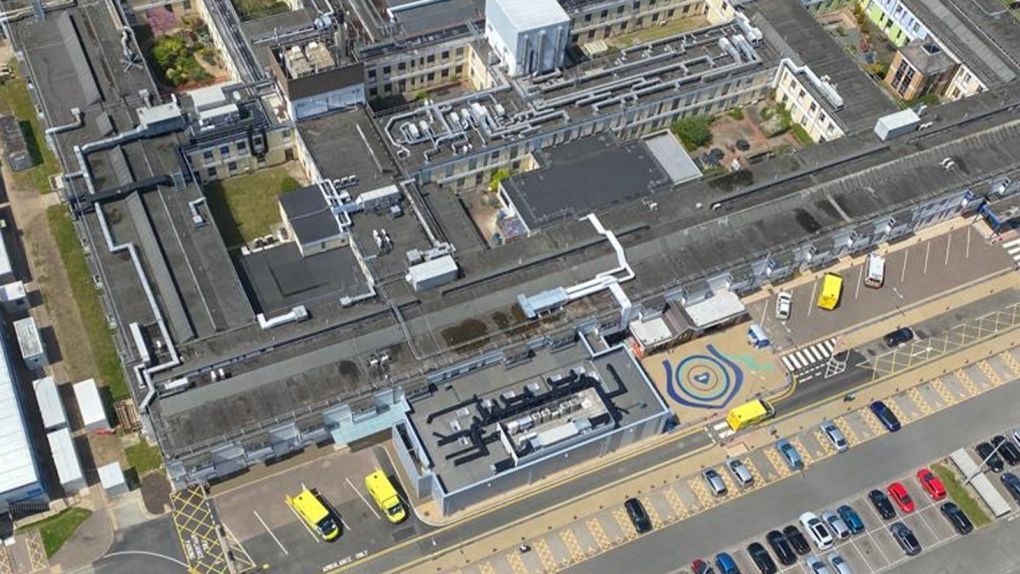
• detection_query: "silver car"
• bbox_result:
[820,420,849,453]
[726,458,754,488]
[703,468,727,496]
[826,551,853,574]
[804,553,832,574]
[821,511,851,539]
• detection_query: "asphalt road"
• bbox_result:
[893,513,1020,574]
[565,370,1020,574]
[93,516,185,574]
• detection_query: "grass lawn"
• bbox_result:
[125,440,164,475]
[0,60,59,193]
[606,17,709,48]
[17,508,93,558]
[204,166,300,249]
[932,462,992,528]
[233,0,288,21]
[47,205,129,400]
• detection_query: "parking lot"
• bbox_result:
[210,445,428,573]
[750,225,1014,351]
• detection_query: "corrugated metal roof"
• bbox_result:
[0,327,40,495]
[46,428,83,491]
[13,317,43,359]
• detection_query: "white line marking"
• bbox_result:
[855,264,864,300]
[965,226,972,259]
[254,510,290,555]
[782,356,796,371]
[795,350,810,366]
[760,298,770,325]
[923,242,931,274]
[901,249,909,282]
[807,279,819,317]
[339,516,353,533]
[823,339,836,354]
[787,354,802,370]
[346,477,382,520]
[944,232,952,267]
[286,501,322,543]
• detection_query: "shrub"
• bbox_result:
[726,107,745,120]
[671,115,715,151]
[280,176,301,193]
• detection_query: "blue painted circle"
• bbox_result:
[673,354,731,402]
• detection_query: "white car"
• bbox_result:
[775,291,792,321]
[820,420,849,453]
[800,511,834,550]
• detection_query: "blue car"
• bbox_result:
[715,552,741,574]
[775,439,804,471]
[869,400,901,432]
[837,504,865,534]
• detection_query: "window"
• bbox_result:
[441,68,449,78]
[368,68,377,79]
[616,5,624,14]
[441,50,449,60]
[584,13,592,22]
[206,167,216,179]
[203,150,214,162]
[219,145,230,158]
[383,65,391,74]
[808,102,817,113]
[398,61,406,72]
[369,87,378,97]
[427,54,435,64]
[237,140,248,154]
[281,130,291,141]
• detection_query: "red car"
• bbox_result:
[888,481,915,512]
[917,468,946,501]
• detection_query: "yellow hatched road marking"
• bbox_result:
[586,518,612,552]
[688,477,716,509]
[930,378,957,407]
[886,399,909,425]
[790,437,815,465]
[559,529,586,564]
[1000,351,1020,377]
[978,360,1003,386]
[507,550,530,574]
[533,538,558,573]
[641,496,664,528]
[478,560,496,574]
[814,430,836,457]
[956,369,979,395]
[612,507,638,540]
[908,387,932,416]
[663,485,688,519]
[718,468,738,498]
[862,409,884,437]
[743,458,766,487]
[834,416,859,446]
[764,445,791,478]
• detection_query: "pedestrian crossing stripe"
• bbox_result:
[1003,237,1020,263]
[780,338,837,373]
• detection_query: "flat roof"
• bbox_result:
[405,343,666,493]
[46,427,83,489]
[0,323,39,496]
[33,376,67,431]
[643,133,703,185]
[297,107,398,188]
[237,242,368,313]
[502,134,671,229]
[487,0,569,31]
[73,378,107,427]
[0,228,12,279]
[13,317,43,359]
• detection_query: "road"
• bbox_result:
[565,369,1020,574]
[894,514,1020,574]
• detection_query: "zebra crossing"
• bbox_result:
[1003,237,1020,267]
[780,338,837,375]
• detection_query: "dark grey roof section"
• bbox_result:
[750,0,898,133]
[55,12,102,105]
[123,193,196,342]
[297,107,397,187]
[109,146,134,187]
[394,0,484,36]
[240,7,316,40]
[279,185,340,245]
[279,184,327,219]
[901,0,1020,87]
[95,111,114,137]
[502,134,671,230]
[0,115,32,172]
[237,242,368,313]
[284,63,365,100]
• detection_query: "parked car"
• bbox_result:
[890,522,922,556]
[747,542,778,574]
[1001,472,1020,504]
[836,504,865,534]
[976,442,1005,472]
[917,468,946,501]
[992,435,1020,466]
[826,551,854,574]
[883,327,914,347]
[691,559,717,574]
[624,498,652,533]
[715,552,740,574]
[887,482,915,513]
[727,458,755,488]
[776,439,804,471]
[868,489,897,520]
[940,502,973,535]
[869,400,901,432]
[821,511,851,539]
[799,512,834,550]
[766,530,797,566]
[803,553,832,574]
[820,420,849,453]
[775,291,792,321]
[783,525,810,555]
[704,468,728,496]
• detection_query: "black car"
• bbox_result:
[782,525,810,555]
[992,435,1020,466]
[890,522,921,556]
[747,542,778,574]
[1001,473,1020,504]
[868,489,897,520]
[869,400,901,432]
[940,502,973,535]
[624,498,652,533]
[883,327,915,347]
[765,530,796,566]
[976,442,1005,473]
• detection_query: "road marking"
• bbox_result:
[345,477,381,520]
[923,240,931,274]
[900,248,909,282]
[744,457,766,487]
[641,496,665,528]
[807,278,819,317]
[955,369,979,396]
[978,360,1004,387]
[885,398,910,425]
[790,436,815,465]
[586,518,612,551]
[945,231,952,267]
[907,387,932,416]
[862,409,885,437]
[286,498,323,543]
[834,416,859,445]
[253,510,288,555]
[560,529,585,564]
[814,430,836,457]
[1001,351,1020,377]
[764,446,791,478]
[612,507,638,540]
[533,538,558,572]
[506,552,530,574]
[664,485,689,518]
[930,378,956,406]
[855,264,864,300]
[688,476,717,509]
[478,560,496,574]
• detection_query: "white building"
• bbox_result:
[33,376,67,431]
[485,0,570,77]
[47,428,85,494]
[0,281,28,312]
[0,326,45,510]
[13,316,46,371]
[98,462,128,498]
[73,378,110,432]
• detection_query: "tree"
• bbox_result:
[152,36,185,69]
[280,176,300,194]
[147,7,177,37]
[488,168,511,192]
[671,115,715,151]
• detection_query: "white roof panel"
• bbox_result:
[33,376,67,431]
[0,231,11,278]
[643,133,702,185]
[406,255,459,282]
[0,281,26,302]
[489,0,569,31]
[46,428,83,489]
[682,290,747,329]
[14,316,43,358]
[73,378,107,428]
[98,462,126,489]
[0,330,39,495]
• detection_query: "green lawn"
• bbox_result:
[17,508,93,558]
[204,167,300,249]
[932,463,992,528]
[0,60,59,193]
[233,0,289,21]
[125,441,164,475]
[47,205,129,400]
[606,17,709,48]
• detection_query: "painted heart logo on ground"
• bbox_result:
[661,344,744,410]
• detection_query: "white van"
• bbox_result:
[864,254,885,288]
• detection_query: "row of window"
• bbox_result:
[574,2,696,33]
[367,46,466,79]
